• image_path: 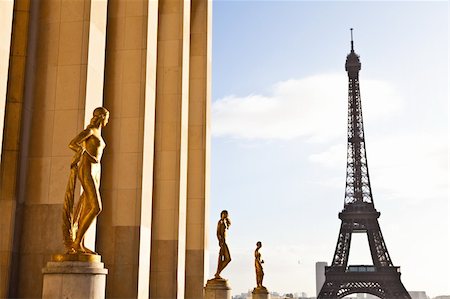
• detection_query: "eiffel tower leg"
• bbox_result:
[383,280,412,299]
[317,280,339,299]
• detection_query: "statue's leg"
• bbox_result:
[222,244,231,267]
[215,244,231,278]
[80,165,102,254]
[74,192,88,250]
[260,271,264,287]
[214,246,225,278]
[73,169,101,253]
[80,234,96,254]
[73,193,85,225]
[73,199,95,254]
[72,192,86,252]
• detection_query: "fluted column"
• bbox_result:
[0,0,14,152]
[11,0,107,297]
[185,0,211,298]
[149,0,191,298]
[0,0,29,297]
[96,0,157,298]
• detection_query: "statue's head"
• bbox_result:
[91,107,110,127]
[220,210,228,219]
[256,241,262,248]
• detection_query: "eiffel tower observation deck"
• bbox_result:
[317,29,411,299]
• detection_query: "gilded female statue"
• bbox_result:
[214,210,231,279]
[255,241,265,288]
[62,107,109,255]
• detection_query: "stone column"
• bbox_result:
[96,0,157,298]
[0,0,31,297]
[13,0,101,297]
[204,279,232,299]
[149,0,191,298]
[0,0,14,149]
[185,0,212,298]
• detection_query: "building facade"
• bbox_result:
[0,0,211,298]
[315,261,327,297]
[408,291,429,299]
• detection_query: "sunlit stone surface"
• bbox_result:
[0,0,211,298]
[42,261,107,299]
[204,278,232,299]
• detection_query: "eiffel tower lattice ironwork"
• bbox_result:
[317,30,411,299]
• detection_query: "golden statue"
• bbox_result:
[61,107,109,256]
[214,210,231,279]
[254,241,265,289]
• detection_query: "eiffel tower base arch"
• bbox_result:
[318,269,411,299]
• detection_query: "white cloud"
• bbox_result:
[212,73,404,142]
[308,133,449,203]
[309,143,346,168]
[370,134,448,203]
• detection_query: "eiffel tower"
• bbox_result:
[317,30,411,299]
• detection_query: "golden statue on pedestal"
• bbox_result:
[254,241,265,289]
[61,107,109,257]
[214,210,231,279]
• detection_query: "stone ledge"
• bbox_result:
[42,261,108,275]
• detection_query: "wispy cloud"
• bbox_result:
[309,133,449,203]
[212,73,403,142]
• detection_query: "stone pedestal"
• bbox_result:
[42,256,108,299]
[204,278,232,299]
[252,286,270,299]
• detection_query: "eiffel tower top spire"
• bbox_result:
[343,28,374,208]
[350,28,354,51]
[345,28,361,79]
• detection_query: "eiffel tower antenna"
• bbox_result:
[317,32,411,299]
[350,28,354,51]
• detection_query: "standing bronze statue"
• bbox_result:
[254,241,265,289]
[62,107,109,255]
[214,210,231,279]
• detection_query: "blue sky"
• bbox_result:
[209,1,448,297]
